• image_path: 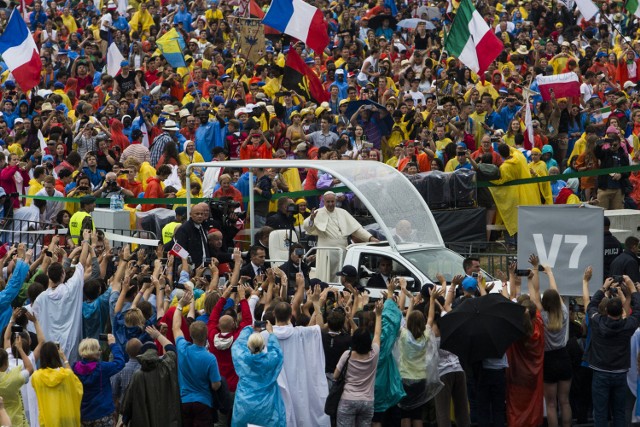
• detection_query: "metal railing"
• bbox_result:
[0,218,158,253]
[445,241,516,277]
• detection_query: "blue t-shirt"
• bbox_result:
[176,336,221,407]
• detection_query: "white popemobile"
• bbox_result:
[187,160,495,298]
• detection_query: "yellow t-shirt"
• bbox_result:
[25,179,43,206]
[436,138,452,152]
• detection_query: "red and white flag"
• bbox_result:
[169,243,189,259]
[535,72,581,101]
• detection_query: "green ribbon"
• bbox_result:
[476,164,640,188]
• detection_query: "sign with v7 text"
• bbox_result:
[517,205,604,296]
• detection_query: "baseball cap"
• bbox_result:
[79,195,97,205]
[336,265,358,278]
[461,276,478,293]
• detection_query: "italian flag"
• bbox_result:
[627,0,640,18]
[444,0,503,75]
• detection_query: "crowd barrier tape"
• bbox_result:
[1,227,69,235]
[103,231,160,246]
[1,226,158,246]
[15,164,640,205]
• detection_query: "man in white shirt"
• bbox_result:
[408,78,426,106]
[35,175,64,222]
[33,229,91,363]
[580,71,596,106]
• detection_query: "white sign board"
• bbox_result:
[517,205,604,296]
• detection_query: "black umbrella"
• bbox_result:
[439,294,526,363]
[368,14,398,31]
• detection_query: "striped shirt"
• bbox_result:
[120,143,151,165]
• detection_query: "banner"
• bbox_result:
[238,18,265,64]
[517,205,603,296]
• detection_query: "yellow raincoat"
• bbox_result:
[138,162,157,191]
[489,148,541,235]
[31,368,83,427]
[529,159,553,204]
[129,9,154,38]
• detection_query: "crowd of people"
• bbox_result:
[0,215,638,427]
[0,0,640,235]
[0,0,639,425]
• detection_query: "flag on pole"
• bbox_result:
[169,243,189,259]
[37,129,46,151]
[626,0,640,18]
[444,0,503,75]
[262,0,329,54]
[156,28,187,68]
[524,97,534,150]
[535,72,581,101]
[575,0,599,20]
[106,32,125,77]
[282,47,330,104]
[0,10,42,92]
[250,0,279,35]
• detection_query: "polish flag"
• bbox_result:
[169,243,189,259]
[0,10,42,92]
[535,72,581,101]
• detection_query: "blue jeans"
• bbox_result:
[592,370,627,427]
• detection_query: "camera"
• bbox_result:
[612,275,623,284]
[286,203,297,214]
[106,180,120,191]
[11,324,22,334]
[254,320,267,329]
[208,197,247,228]
[294,248,305,257]
[99,333,109,341]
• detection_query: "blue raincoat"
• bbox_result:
[232,326,286,427]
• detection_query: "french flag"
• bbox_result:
[0,10,42,92]
[262,0,329,54]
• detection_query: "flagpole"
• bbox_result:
[599,13,640,60]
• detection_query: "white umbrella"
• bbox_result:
[397,18,437,30]
[415,6,442,20]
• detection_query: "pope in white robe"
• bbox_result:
[303,191,376,282]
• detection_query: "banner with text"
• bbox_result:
[517,205,603,296]
[239,18,266,64]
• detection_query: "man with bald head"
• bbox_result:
[174,202,211,265]
[207,249,253,421]
[303,191,378,282]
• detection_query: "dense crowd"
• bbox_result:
[0,0,639,425]
[0,220,639,427]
